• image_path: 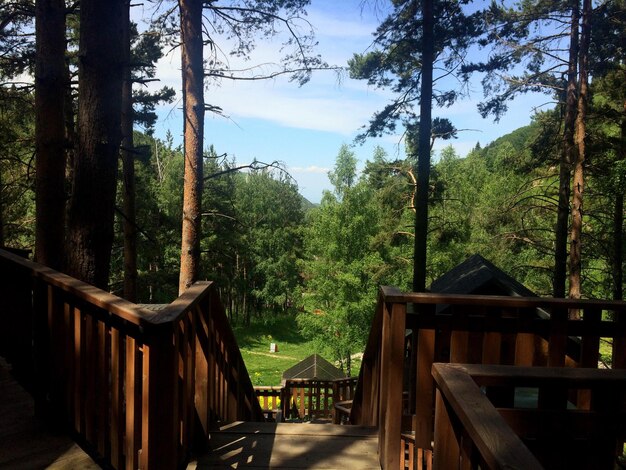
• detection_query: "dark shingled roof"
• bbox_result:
[282,354,346,381]
[430,254,537,297]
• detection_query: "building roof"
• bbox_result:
[430,254,537,297]
[281,354,346,381]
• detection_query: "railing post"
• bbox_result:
[32,277,51,421]
[379,300,406,469]
[142,324,179,469]
[614,306,626,369]
[414,304,435,451]
[433,388,460,469]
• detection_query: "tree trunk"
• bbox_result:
[553,2,580,298]
[568,0,590,310]
[413,0,434,292]
[34,0,66,270]
[178,0,205,294]
[612,99,626,301]
[613,191,624,301]
[65,0,125,288]
[121,0,138,302]
[0,169,4,247]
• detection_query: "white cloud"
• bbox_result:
[291,165,330,174]
[146,2,396,137]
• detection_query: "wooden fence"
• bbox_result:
[0,248,264,469]
[254,377,358,422]
[350,286,626,469]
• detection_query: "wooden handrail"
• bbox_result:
[432,363,626,469]
[432,364,543,469]
[0,248,157,327]
[0,248,264,469]
[351,285,626,469]
[381,286,626,310]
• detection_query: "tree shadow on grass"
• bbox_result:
[233,314,306,349]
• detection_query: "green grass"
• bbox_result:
[232,314,316,386]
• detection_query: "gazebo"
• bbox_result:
[430,253,537,297]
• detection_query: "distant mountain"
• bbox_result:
[300,195,318,212]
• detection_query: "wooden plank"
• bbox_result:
[32,279,51,420]
[96,320,109,456]
[143,325,178,470]
[381,288,626,311]
[195,306,210,436]
[381,301,406,470]
[110,327,123,469]
[432,364,543,469]
[450,306,469,363]
[84,314,96,443]
[73,307,83,434]
[378,301,391,462]
[64,303,75,431]
[414,307,436,449]
[193,422,379,470]
[548,306,567,367]
[433,389,460,470]
[482,330,502,366]
[49,287,67,425]
[613,308,626,369]
[464,364,626,387]
[125,336,141,470]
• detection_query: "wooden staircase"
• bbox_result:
[6,245,625,469]
[0,248,380,470]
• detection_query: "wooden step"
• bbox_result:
[189,421,380,469]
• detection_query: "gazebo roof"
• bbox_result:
[430,254,537,297]
[281,354,346,381]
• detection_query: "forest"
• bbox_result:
[1,0,625,371]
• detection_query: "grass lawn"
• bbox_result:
[232,314,363,386]
[232,314,317,386]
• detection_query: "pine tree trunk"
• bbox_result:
[121,1,138,302]
[0,170,4,246]
[34,0,66,270]
[613,191,624,301]
[178,0,205,294]
[613,100,626,301]
[553,3,580,298]
[413,0,434,293]
[568,0,591,311]
[65,0,124,288]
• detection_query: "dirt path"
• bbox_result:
[242,350,298,360]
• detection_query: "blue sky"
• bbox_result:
[140,0,550,203]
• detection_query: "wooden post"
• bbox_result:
[613,306,626,370]
[143,324,178,469]
[514,308,535,366]
[433,389,460,469]
[414,305,436,450]
[32,278,51,420]
[380,301,406,469]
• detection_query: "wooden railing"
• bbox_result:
[254,377,358,422]
[255,385,283,421]
[0,248,264,469]
[350,286,626,469]
[432,363,626,469]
